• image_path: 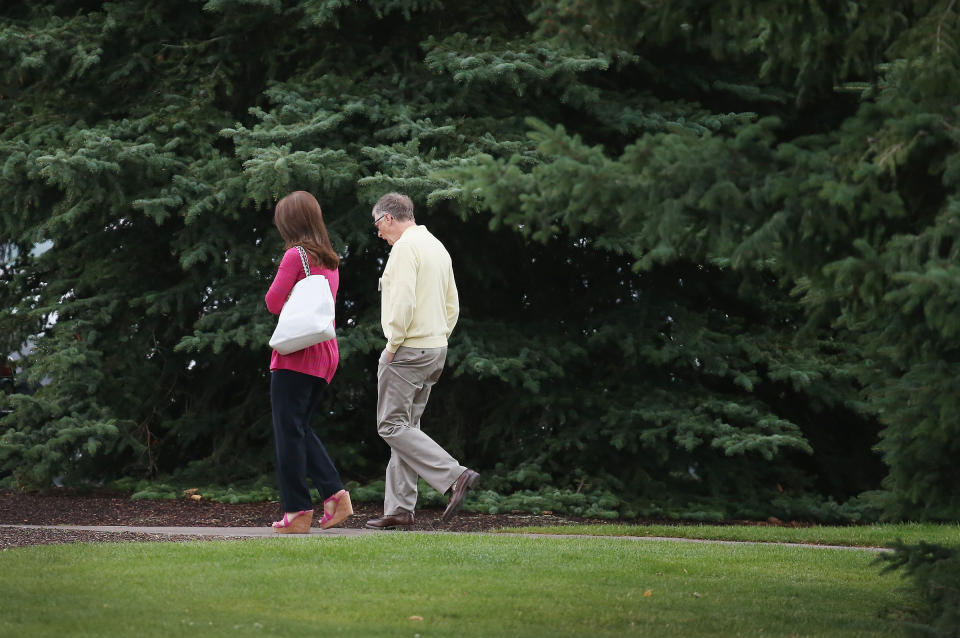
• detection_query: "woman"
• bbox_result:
[265,191,352,534]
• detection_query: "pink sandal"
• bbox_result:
[271,509,314,534]
[320,490,354,530]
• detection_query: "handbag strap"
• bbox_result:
[295,246,311,278]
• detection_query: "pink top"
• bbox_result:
[265,246,340,382]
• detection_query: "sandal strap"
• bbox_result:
[323,490,345,506]
[272,509,313,528]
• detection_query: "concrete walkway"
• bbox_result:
[4,524,370,538]
[1,524,890,551]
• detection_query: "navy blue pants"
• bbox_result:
[270,370,343,512]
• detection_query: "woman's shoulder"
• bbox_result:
[282,246,338,275]
[281,246,316,270]
[276,246,299,266]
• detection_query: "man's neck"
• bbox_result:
[395,221,417,236]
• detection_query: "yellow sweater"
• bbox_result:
[380,225,460,353]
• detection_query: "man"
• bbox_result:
[365,192,479,530]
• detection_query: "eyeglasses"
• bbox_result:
[373,212,388,227]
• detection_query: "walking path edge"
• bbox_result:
[0,524,891,551]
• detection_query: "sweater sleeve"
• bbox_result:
[381,242,418,353]
[265,248,303,315]
[445,269,460,339]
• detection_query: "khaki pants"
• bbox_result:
[377,346,465,515]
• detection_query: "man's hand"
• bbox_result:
[384,350,396,364]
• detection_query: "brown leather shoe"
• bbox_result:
[364,511,414,530]
[441,469,480,521]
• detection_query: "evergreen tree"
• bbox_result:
[1,1,955,520]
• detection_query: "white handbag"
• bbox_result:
[268,246,336,355]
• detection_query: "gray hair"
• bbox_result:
[373,192,415,222]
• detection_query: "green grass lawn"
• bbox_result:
[0,532,914,637]
[497,521,960,548]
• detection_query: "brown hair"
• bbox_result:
[273,191,340,269]
[373,192,415,221]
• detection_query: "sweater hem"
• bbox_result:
[389,336,448,352]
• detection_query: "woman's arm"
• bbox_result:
[265,248,303,315]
